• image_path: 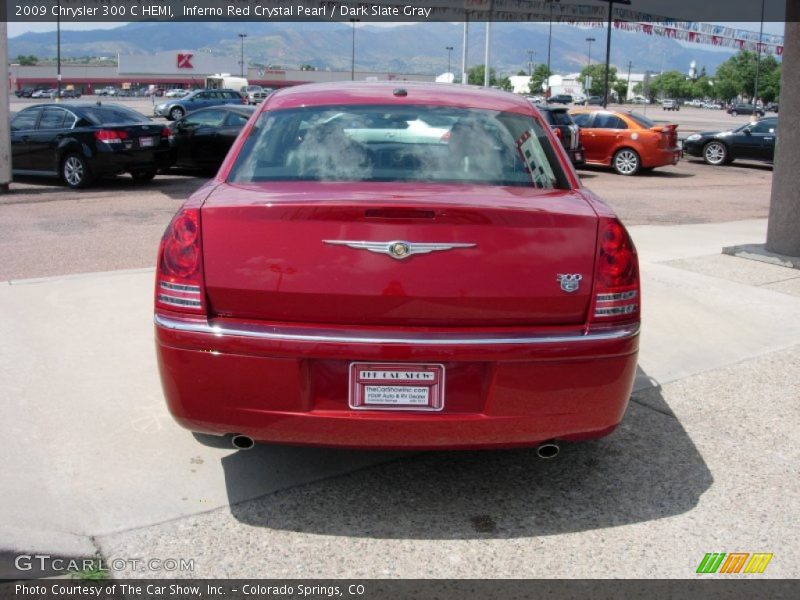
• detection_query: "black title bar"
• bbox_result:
[2,0,791,23]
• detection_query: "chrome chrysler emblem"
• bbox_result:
[557,273,583,293]
[323,240,476,260]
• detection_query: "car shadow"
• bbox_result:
[639,169,695,178]
[7,173,207,200]
[683,158,773,172]
[220,366,711,539]
[575,165,694,179]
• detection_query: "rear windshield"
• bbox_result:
[228,105,569,189]
[626,112,656,128]
[548,110,574,126]
[80,105,150,125]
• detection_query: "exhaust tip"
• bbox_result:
[231,434,255,451]
[536,441,560,459]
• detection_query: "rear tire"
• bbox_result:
[61,153,93,189]
[169,106,184,121]
[702,141,729,166]
[612,148,641,176]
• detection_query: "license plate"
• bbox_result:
[349,363,445,411]
[139,136,155,148]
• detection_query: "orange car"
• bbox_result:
[569,109,681,175]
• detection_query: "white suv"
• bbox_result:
[662,99,680,111]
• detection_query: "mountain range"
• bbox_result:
[9,21,737,76]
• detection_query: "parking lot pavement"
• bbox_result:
[95,346,800,578]
[2,218,799,578]
[0,159,771,282]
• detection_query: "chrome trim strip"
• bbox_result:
[155,314,639,346]
[595,304,638,317]
[160,281,201,293]
[596,291,638,302]
[157,295,202,308]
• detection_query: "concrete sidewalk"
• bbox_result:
[2,218,799,577]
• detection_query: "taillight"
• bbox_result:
[161,126,174,143]
[553,127,562,139]
[590,218,640,323]
[155,208,205,314]
[94,129,128,143]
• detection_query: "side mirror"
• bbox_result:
[743,127,752,135]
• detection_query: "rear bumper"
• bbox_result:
[91,148,172,174]
[155,313,639,450]
[643,147,682,168]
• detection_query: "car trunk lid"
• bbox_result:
[200,182,598,327]
[651,123,678,149]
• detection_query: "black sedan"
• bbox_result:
[683,117,777,166]
[167,105,255,172]
[547,94,573,105]
[10,103,172,188]
[726,103,765,117]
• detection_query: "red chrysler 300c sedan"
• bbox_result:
[155,82,640,452]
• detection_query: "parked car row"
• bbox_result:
[7,92,779,191]
[8,100,259,188]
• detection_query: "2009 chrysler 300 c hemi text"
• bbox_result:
[154,82,640,450]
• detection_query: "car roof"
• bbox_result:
[192,105,256,115]
[23,101,132,109]
[265,82,535,115]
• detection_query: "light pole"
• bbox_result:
[350,19,359,81]
[600,1,631,109]
[446,46,454,75]
[626,60,633,103]
[56,0,62,100]
[753,0,766,108]
[585,37,595,106]
[238,33,247,78]
[546,0,560,97]
[527,49,535,76]
[461,15,469,85]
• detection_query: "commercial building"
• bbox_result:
[9,50,437,94]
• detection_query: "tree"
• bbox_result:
[713,50,781,102]
[516,70,527,76]
[648,70,692,99]
[613,79,629,102]
[498,76,513,92]
[760,62,782,103]
[578,64,617,97]
[467,64,497,86]
[15,55,38,66]
[528,64,552,95]
[690,75,715,100]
